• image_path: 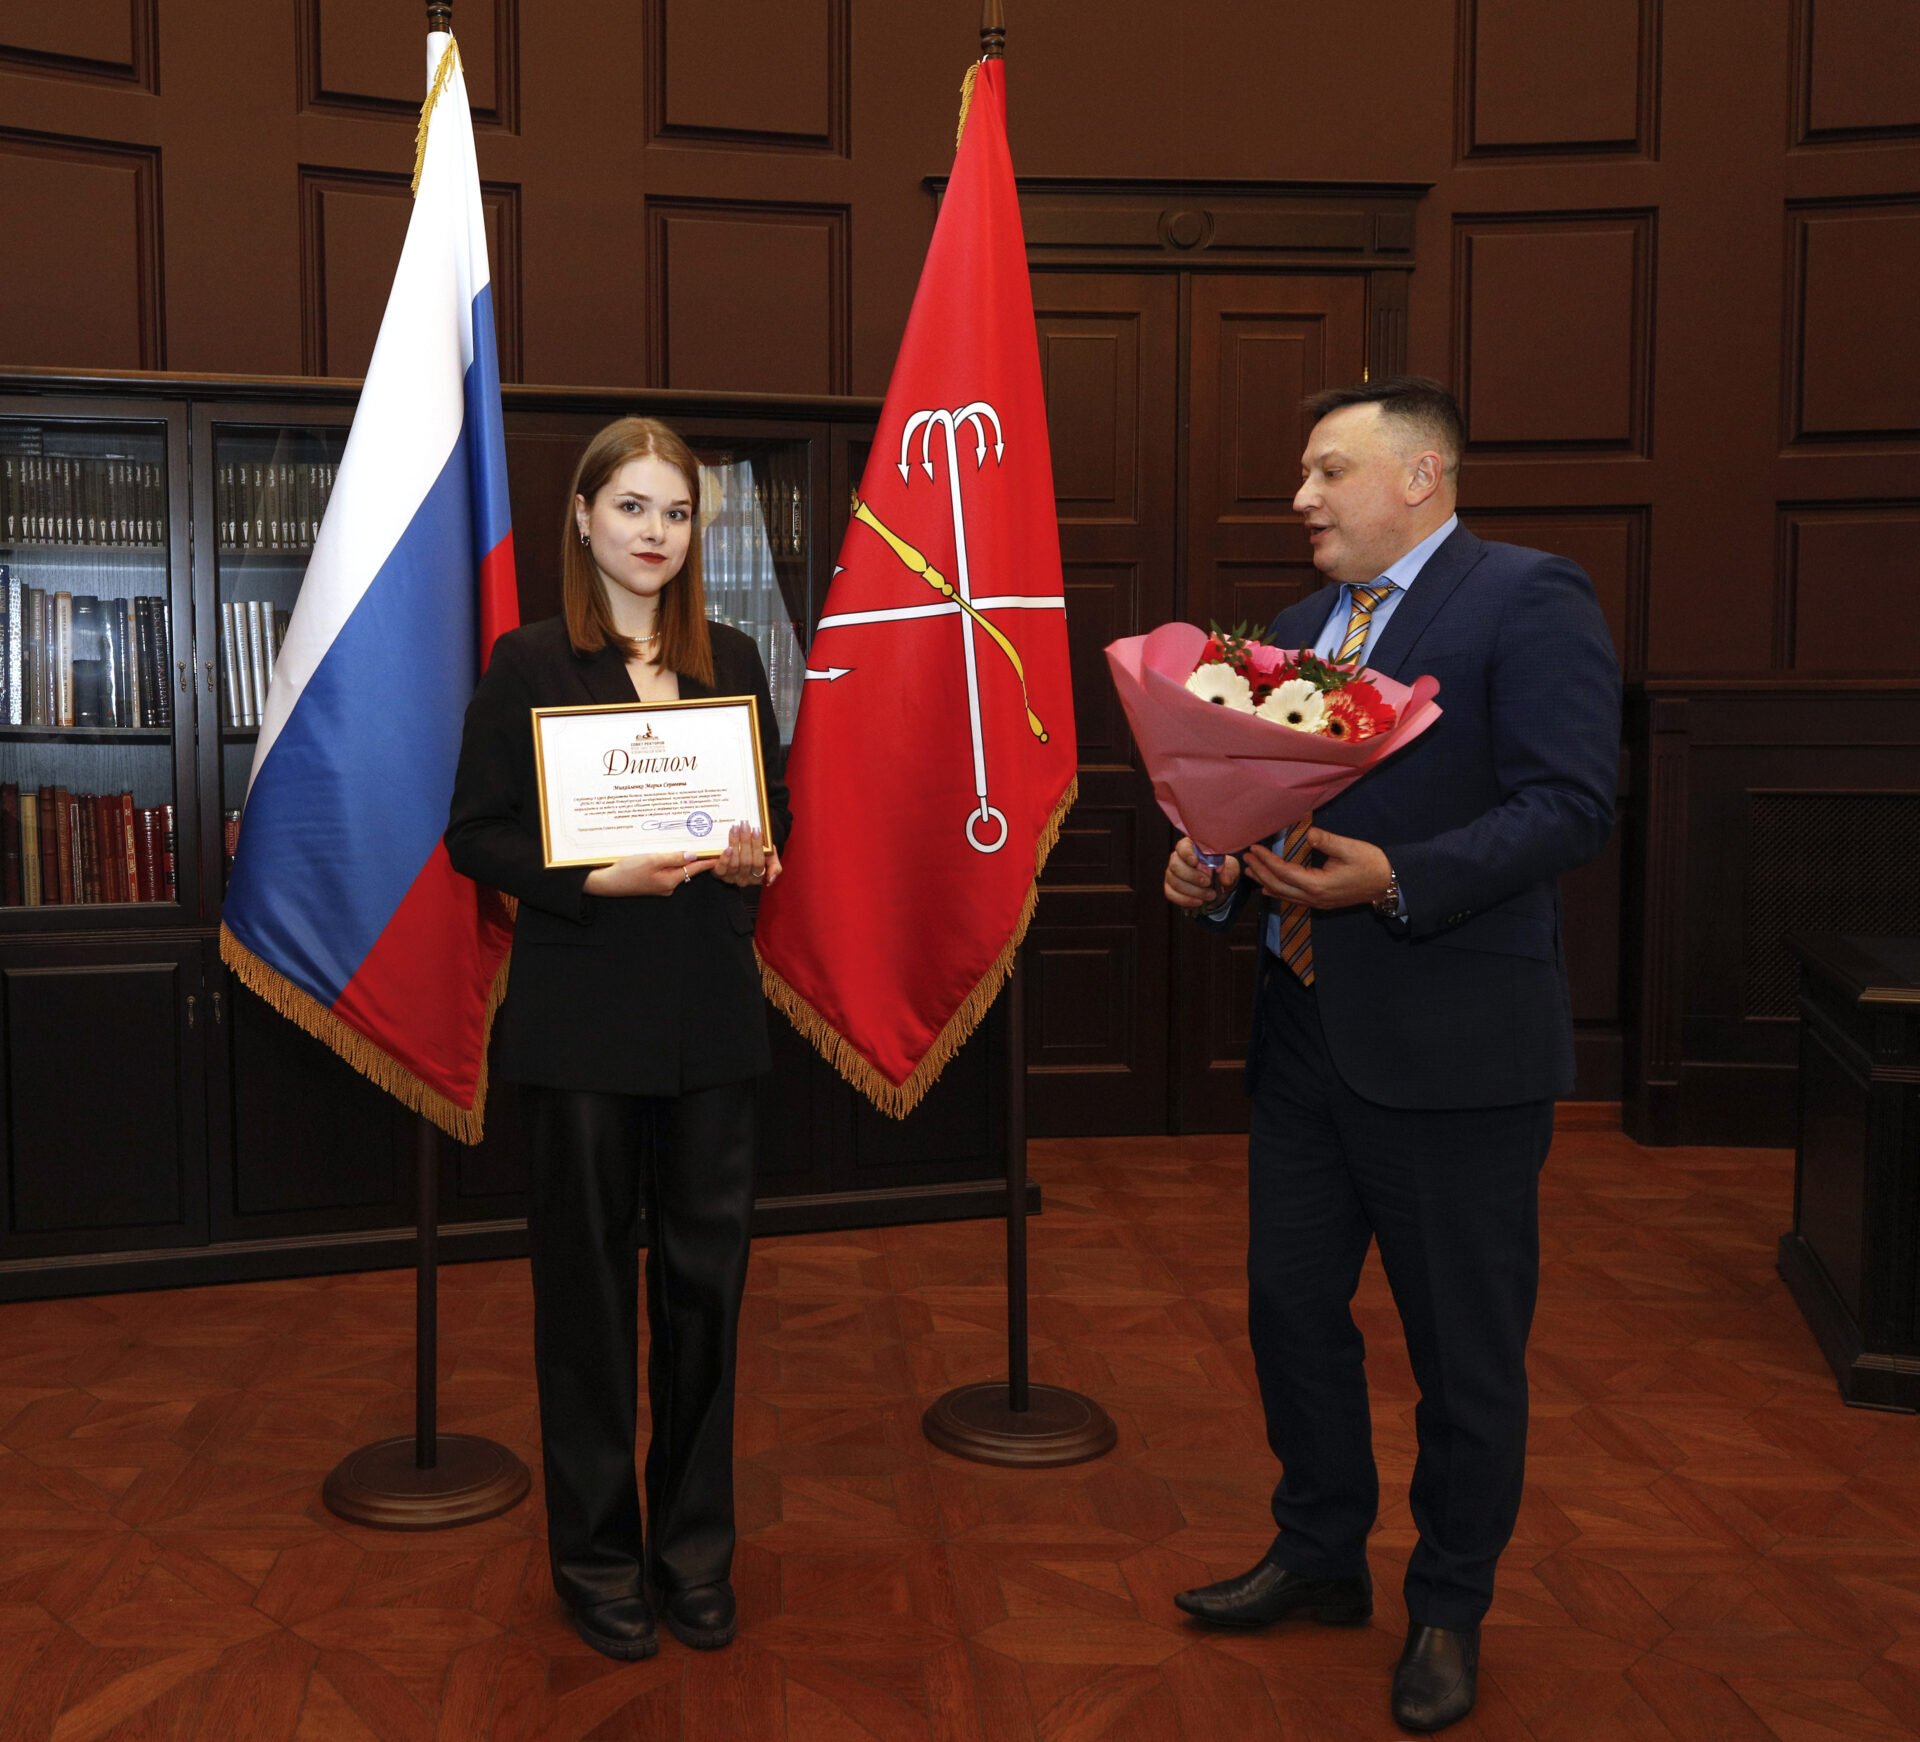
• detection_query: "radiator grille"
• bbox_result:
[1745,793,1920,1017]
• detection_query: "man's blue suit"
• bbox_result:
[1213,522,1620,1629]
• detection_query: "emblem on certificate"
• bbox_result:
[531,697,772,869]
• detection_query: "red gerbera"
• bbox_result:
[1324,689,1388,741]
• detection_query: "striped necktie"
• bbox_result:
[1273,582,1395,987]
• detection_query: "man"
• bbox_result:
[1164,378,1619,1732]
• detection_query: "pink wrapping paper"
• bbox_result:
[1105,621,1444,856]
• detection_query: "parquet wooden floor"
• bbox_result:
[4,1124,1918,1741]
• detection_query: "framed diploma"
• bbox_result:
[531,696,771,869]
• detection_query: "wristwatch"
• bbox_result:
[1373,863,1402,918]
[1183,858,1236,920]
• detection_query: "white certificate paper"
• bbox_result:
[531,697,770,868]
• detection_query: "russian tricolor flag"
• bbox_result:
[221,31,517,1143]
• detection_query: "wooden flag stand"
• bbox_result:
[921,958,1118,1467]
[323,1115,530,1527]
[322,0,530,1529]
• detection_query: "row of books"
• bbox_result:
[218,461,338,553]
[0,454,166,546]
[221,599,290,729]
[0,785,177,906]
[0,570,175,729]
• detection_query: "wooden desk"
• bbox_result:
[1779,934,1920,1411]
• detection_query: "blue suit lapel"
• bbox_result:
[1364,524,1485,680]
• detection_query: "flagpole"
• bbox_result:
[920,0,1114,1470]
[320,0,530,1528]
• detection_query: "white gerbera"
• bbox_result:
[1185,661,1254,711]
[1257,677,1327,732]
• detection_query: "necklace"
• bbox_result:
[633,628,661,644]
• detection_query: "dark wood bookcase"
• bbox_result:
[0,370,1019,1302]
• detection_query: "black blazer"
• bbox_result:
[1215,525,1621,1109]
[445,615,792,1095]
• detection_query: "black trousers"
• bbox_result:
[1247,961,1553,1631]
[522,1079,756,1609]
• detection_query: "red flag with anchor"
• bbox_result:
[756,56,1075,1117]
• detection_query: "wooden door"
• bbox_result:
[1023,273,1179,1137]
[1173,274,1369,1131]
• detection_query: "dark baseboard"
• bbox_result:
[0,1180,1041,1303]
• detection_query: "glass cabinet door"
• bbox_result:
[199,417,349,899]
[0,405,188,919]
[689,436,812,743]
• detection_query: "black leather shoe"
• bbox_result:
[567,1594,659,1661]
[661,1581,737,1650]
[1173,1560,1372,1628]
[1391,1623,1479,1732]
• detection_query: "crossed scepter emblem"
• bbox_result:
[808,402,1066,854]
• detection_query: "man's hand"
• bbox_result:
[1165,837,1239,912]
[1244,827,1391,911]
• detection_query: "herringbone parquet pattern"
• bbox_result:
[4,1123,1917,1740]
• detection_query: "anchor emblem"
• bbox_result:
[811,401,1064,855]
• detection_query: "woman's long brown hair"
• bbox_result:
[561,416,714,688]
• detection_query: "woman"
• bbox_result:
[446,416,787,1661]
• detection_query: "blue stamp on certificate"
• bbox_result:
[687,811,713,838]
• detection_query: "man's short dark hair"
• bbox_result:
[1305,376,1464,476]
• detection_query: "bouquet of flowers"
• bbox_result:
[1106,620,1443,857]
[1185,623,1402,742]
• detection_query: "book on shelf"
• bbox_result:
[222,807,241,872]
[1,782,17,905]
[53,591,73,727]
[1,565,17,725]
[19,791,38,905]
[160,799,176,902]
[245,599,269,721]
[37,786,57,902]
[70,594,108,728]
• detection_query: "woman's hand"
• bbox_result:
[710,822,778,888]
[584,852,714,898]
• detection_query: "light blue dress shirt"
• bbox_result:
[1260,514,1458,950]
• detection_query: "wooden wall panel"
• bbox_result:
[0,129,162,368]
[1454,213,1653,454]
[1467,506,1649,673]
[299,169,522,381]
[647,200,849,393]
[1779,504,1920,671]
[1794,0,1920,146]
[1459,0,1657,159]
[297,0,512,126]
[1786,199,1920,443]
[650,0,847,152]
[0,0,154,89]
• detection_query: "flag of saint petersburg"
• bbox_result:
[756,57,1076,1116]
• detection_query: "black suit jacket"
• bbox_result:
[445,615,791,1095]
[1217,525,1621,1109]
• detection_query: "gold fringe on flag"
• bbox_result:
[757,775,1078,1119]
[955,59,981,150]
[218,922,510,1146]
[412,36,463,197]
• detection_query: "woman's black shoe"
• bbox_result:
[567,1594,659,1661]
[1173,1561,1372,1628]
[1391,1623,1479,1732]
[661,1581,737,1650]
